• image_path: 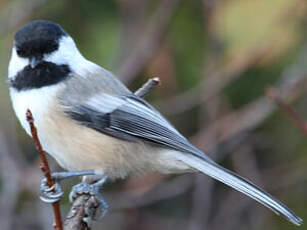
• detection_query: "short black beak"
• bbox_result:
[30,56,43,68]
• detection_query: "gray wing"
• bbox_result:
[64,90,303,226]
[66,92,212,161]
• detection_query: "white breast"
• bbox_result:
[10,85,62,136]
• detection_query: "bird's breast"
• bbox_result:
[10,85,61,136]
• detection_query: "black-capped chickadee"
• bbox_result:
[8,20,302,225]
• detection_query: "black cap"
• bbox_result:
[14,20,67,58]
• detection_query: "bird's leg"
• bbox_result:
[40,170,95,203]
[69,175,109,220]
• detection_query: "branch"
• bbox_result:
[26,110,63,230]
[63,77,160,230]
[64,195,98,230]
[266,87,307,136]
[134,77,160,98]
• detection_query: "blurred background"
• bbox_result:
[0,0,307,229]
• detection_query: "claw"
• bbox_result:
[45,188,63,199]
[40,194,62,203]
[39,170,96,204]
[40,178,56,192]
[40,178,63,203]
[69,179,109,220]
[94,192,109,220]
[43,185,55,193]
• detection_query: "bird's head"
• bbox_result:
[8,20,89,90]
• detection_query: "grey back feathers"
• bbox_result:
[59,68,131,105]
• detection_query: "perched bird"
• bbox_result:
[9,20,302,225]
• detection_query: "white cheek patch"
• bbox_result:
[44,36,100,76]
[44,36,78,66]
[8,48,29,79]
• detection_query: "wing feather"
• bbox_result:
[66,93,211,161]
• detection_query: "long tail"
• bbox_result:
[173,152,303,226]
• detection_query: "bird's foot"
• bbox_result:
[39,170,96,203]
[40,177,64,203]
[69,176,108,220]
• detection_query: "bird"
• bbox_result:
[8,20,302,225]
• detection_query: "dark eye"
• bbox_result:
[16,49,22,56]
[49,41,58,51]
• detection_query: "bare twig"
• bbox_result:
[266,87,307,136]
[134,77,161,98]
[64,195,99,230]
[26,109,63,230]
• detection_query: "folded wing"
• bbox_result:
[64,93,302,226]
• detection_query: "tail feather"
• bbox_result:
[174,153,303,226]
